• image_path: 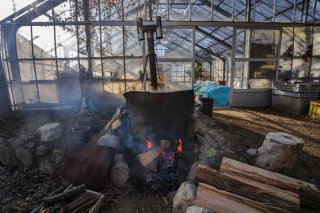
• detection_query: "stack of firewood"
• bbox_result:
[195,157,320,212]
[31,185,105,213]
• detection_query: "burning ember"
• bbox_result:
[146,139,153,150]
[176,138,183,157]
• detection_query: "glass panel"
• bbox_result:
[155,29,193,59]
[169,0,190,21]
[32,26,55,58]
[124,0,145,20]
[235,29,246,58]
[57,59,82,105]
[213,59,225,82]
[293,27,312,57]
[212,0,233,21]
[274,0,295,22]
[124,27,143,57]
[19,60,36,82]
[16,27,32,59]
[280,27,293,58]
[157,0,169,21]
[158,62,192,90]
[56,25,78,58]
[91,27,102,57]
[251,0,274,22]
[234,61,248,89]
[100,0,123,21]
[234,0,246,21]
[191,0,212,21]
[101,26,123,56]
[312,26,320,56]
[291,58,311,80]
[102,59,125,94]
[78,25,89,58]
[125,58,144,91]
[35,60,57,80]
[32,10,53,22]
[307,0,320,23]
[92,59,102,79]
[250,30,279,58]
[18,61,39,103]
[310,58,320,82]
[249,61,275,88]
[38,83,59,104]
[278,58,292,80]
[54,1,75,22]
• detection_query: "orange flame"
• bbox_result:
[176,138,183,156]
[146,139,152,150]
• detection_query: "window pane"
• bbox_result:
[249,62,275,88]
[32,26,55,58]
[169,0,190,21]
[16,27,32,59]
[56,25,78,58]
[250,30,279,58]
[35,60,57,80]
[125,58,144,91]
[101,26,123,56]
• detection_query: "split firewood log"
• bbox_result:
[196,164,300,212]
[220,157,320,210]
[195,183,290,213]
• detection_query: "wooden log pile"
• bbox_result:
[31,185,105,213]
[195,157,320,212]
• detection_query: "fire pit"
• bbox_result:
[122,90,196,192]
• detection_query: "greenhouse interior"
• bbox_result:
[0,0,320,212]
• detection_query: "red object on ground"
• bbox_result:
[218,81,226,85]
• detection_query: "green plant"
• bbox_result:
[207,147,217,159]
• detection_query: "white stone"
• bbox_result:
[186,206,211,213]
[38,123,63,142]
[97,135,123,152]
[173,182,197,213]
[110,154,129,188]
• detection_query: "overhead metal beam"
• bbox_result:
[171,31,223,60]
[13,0,65,23]
[196,27,232,49]
[195,43,224,60]
[3,20,319,27]
[197,0,232,17]
[0,0,46,23]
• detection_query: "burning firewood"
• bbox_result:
[138,146,166,167]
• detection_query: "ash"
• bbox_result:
[144,152,179,194]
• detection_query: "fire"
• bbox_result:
[146,139,153,150]
[176,138,183,156]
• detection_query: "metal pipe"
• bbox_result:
[147,31,157,90]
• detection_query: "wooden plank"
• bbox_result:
[138,146,165,167]
[199,183,290,213]
[196,183,265,213]
[220,157,320,209]
[196,165,300,212]
[220,157,317,190]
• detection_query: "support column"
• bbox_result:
[0,56,12,118]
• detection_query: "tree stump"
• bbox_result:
[38,123,63,142]
[254,132,304,173]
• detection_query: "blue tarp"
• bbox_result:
[194,81,230,107]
